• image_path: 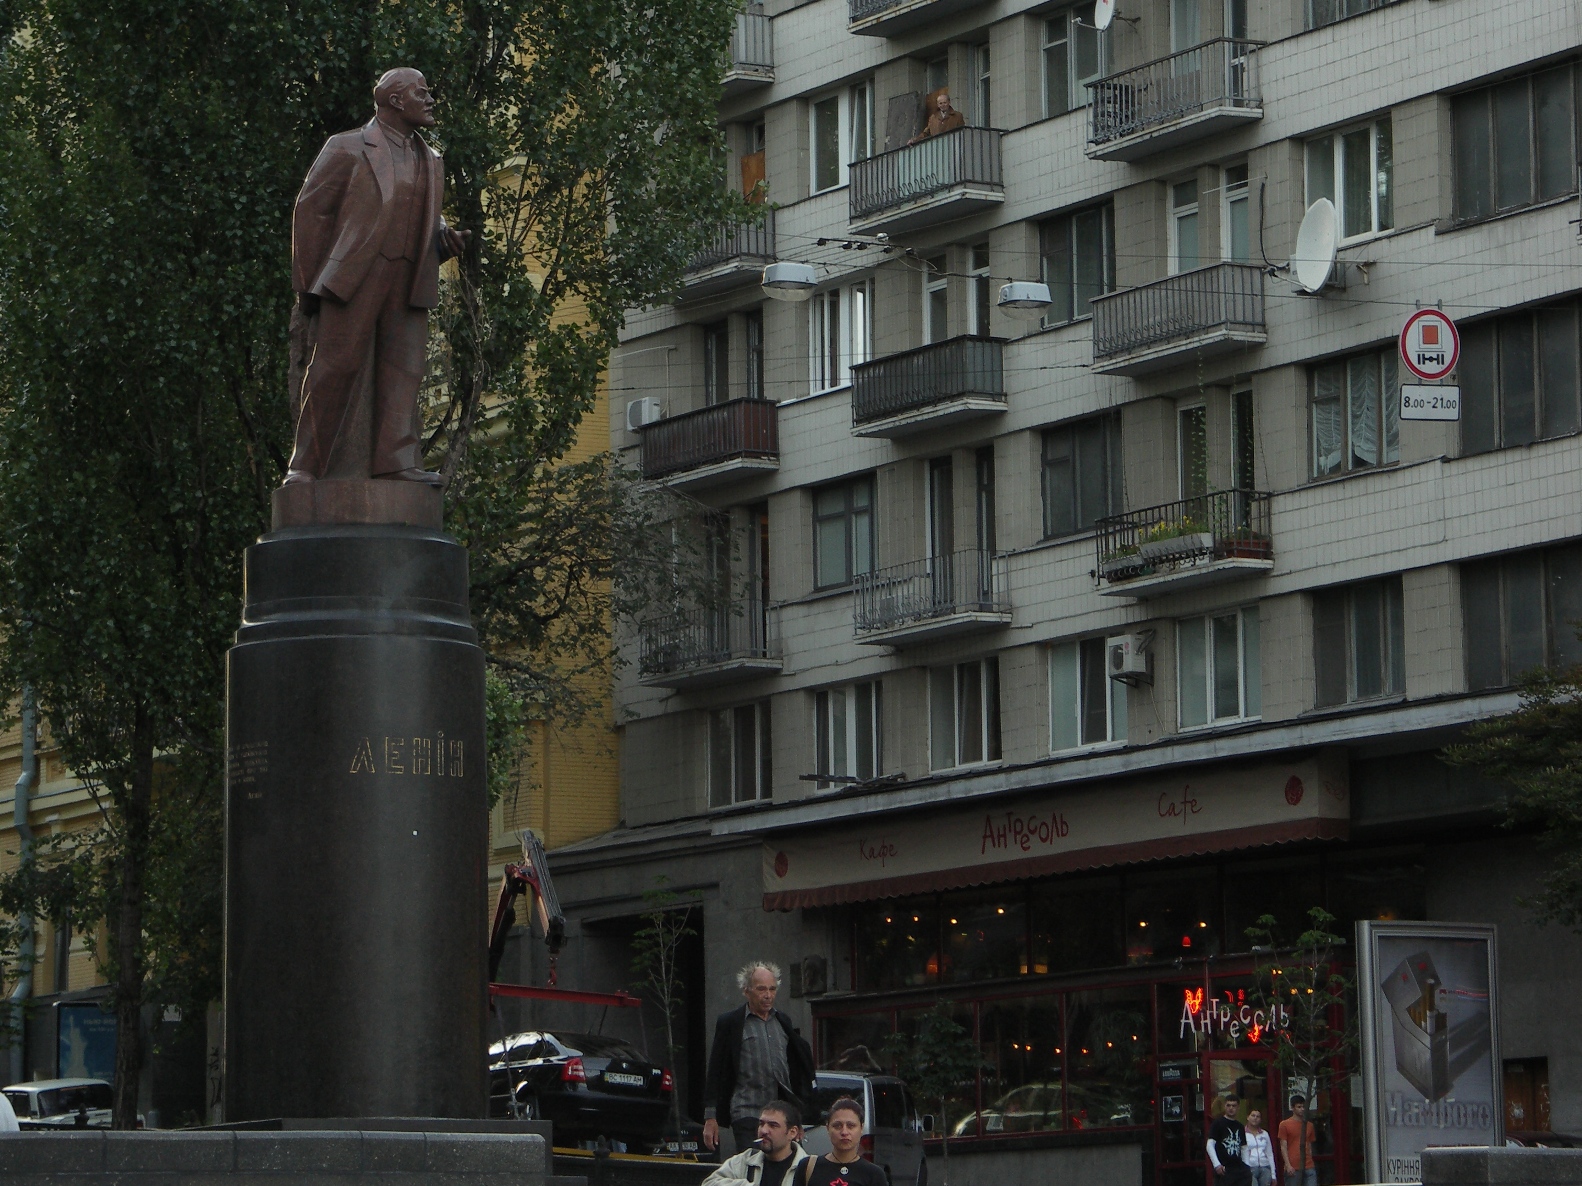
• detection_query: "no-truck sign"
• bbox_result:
[1399,309,1460,382]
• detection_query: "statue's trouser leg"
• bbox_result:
[370,258,428,476]
[287,259,401,478]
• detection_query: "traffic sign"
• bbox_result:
[1400,384,1460,421]
[1400,309,1459,382]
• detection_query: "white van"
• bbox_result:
[801,1071,927,1186]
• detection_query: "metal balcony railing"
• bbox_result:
[687,210,774,274]
[1087,39,1263,147]
[850,336,1004,427]
[640,597,778,679]
[1091,262,1265,362]
[848,127,1003,222]
[854,549,1009,635]
[730,8,773,73]
[637,398,778,481]
[1095,489,1273,582]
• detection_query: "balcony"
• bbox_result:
[854,549,1011,645]
[637,398,778,489]
[1095,489,1273,597]
[848,127,1003,236]
[683,211,774,298]
[724,8,773,94]
[1086,39,1264,162]
[848,0,985,36]
[851,336,1005,438]
[1091,262,1266,376]
[639,598,781,688]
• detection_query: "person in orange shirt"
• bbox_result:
[1278,1098,1318,1186]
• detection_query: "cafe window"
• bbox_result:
[1452,65,1578,223]
[708,702,771,807]
[1462,542,1582,690]
[1313,576,1405,707]
[1460,300,1582,456]
[1126,866,1221,964]
[976,996,1065,1136]
[944,891,1027,983]
[814,681,883,789]
[929,657,1002,770]
[1065,987,1154,1128]
[1030,876,1124,976]
[1050,637,1127,750]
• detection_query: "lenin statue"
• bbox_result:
[285,68,470,487]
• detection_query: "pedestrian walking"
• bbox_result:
[702,1101,811,1186]
[1207,1095,1252,1186]
[801,1098,887,1186]
[703,960,815,1155]
[1243,1108,1276,1186]
[1278,1098,1319,1186]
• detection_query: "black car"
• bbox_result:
[488,1030,675,1147]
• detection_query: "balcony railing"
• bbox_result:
[1095,489,1273,593]
[638,398,778,484]
[1090,262,1266,374]
[850,336,1005,434]
[639,597,780,686]
[847,0,985,34]
[848,127,1003,232]
[727,8,773,83]
[1087,39,1263,160]
[686,211,774,277]
[854,549,1010,642]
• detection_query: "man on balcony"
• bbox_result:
[908,88,966,144]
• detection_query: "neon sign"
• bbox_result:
[1180,988,1290,1043]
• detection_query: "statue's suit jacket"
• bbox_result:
[291,118,450,310]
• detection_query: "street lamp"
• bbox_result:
[996,281,1053,319]
[761,261,817,302]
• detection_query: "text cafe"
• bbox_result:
[766,757,1417,1186]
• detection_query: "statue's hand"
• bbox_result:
[443,226,472,258]
[298,292,321,317]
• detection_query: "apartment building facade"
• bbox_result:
[534,0,1582,1181]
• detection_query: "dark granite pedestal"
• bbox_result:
[225,488,489,1121]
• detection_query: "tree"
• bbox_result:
[1443,663,1582,930]
[1244,907,1359,1179]
[629,877,696,1141]
[0,0,746,1126]
[882,1005,982,1186]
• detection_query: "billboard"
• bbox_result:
[57,1002,118,1082]
[1357,922,1500,1183]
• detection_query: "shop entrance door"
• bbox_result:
[1156,1048,1275,1186]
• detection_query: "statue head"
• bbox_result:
[374,68,437,131]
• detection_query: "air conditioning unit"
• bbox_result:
[625,397,663,432]
[1107,632,1153,687]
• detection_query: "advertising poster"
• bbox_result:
[1357,922,1500,1183]
[57,1003,118,1082]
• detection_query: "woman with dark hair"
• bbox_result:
[803,1097,888,1186]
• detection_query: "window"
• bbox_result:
[975,445,997,554]
[924,256,949,344]
[1170,0,1200,52]
[1178,405,1207,499]
[1311,348,1399,477]
[1041,415,1122,538]
[928,456,955,559]
[1043,5,1107,119]
[1312,578,1404,707]
[1232,390,1255,490]
[811,83,875,194]
[930,657,1002,770]
[1178,607,1260,728]
[703,320,728,406]
[1460,300,1581,455]
[1223,164,1250,263]
[1225,0,1247,39]
[1051,638,1127,750]
[1039,204,1115,326]
[811,281,872,393]
[975,44,992,127]
[814,681,883,788]
[813,476,875,589]
[1307,0,1395,31]
[745,309,765,401]
[1453,66,1577,222]
[969,244,991,338]
[708,702,771,807]
[1168,179,1200,274]
[1306,118,1393,240]
[1462,543,1582,690]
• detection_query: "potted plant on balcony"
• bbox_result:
[1100,542,1151,580]
[1136,517,1212,562]
[1217,525,1273,560]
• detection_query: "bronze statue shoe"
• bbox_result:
[283,469,316,485]
[373,467,445,487]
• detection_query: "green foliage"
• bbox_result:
[0,0,746,1126]
[630,877,696,1139]
[882,1005,982,1180]
[1443,663,1582,929]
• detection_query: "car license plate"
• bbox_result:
[605,1072,645,1087]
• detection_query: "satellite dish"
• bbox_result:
[1094,0,1116,30]
[1291,198,1339,294]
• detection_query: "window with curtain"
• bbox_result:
[929,657,1002,770]
[1306,118,1393,240]
[1050,638,1127,750]
[1311,348,1399,477]
[1041,415,1122,538]
[1462,543,1582,690]
[1040,204,1115,327]
[1459,300,1582,456]
[814,681,883,788]
[1312,577,1405,707]
[811,281,872,393]
[708,702,772,807]
[1307,0,1399,31]
[1452,65,1578,223]
[1177,607,1261,728]
[813,476,875,589]
[1043,5,1107,118]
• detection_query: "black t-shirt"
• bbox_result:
[759,1154,796,1186]
[802,1156,889,1186]
[1210,1117,1250,1180]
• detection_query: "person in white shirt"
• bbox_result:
[1243,1108,1277,1186]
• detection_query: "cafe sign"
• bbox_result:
[763,755,1349,909]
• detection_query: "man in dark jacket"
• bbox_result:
[702,961,814,1154]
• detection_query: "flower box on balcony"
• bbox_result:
[1138,531,1213,563]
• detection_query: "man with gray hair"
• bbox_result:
[702,961,813,1155]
